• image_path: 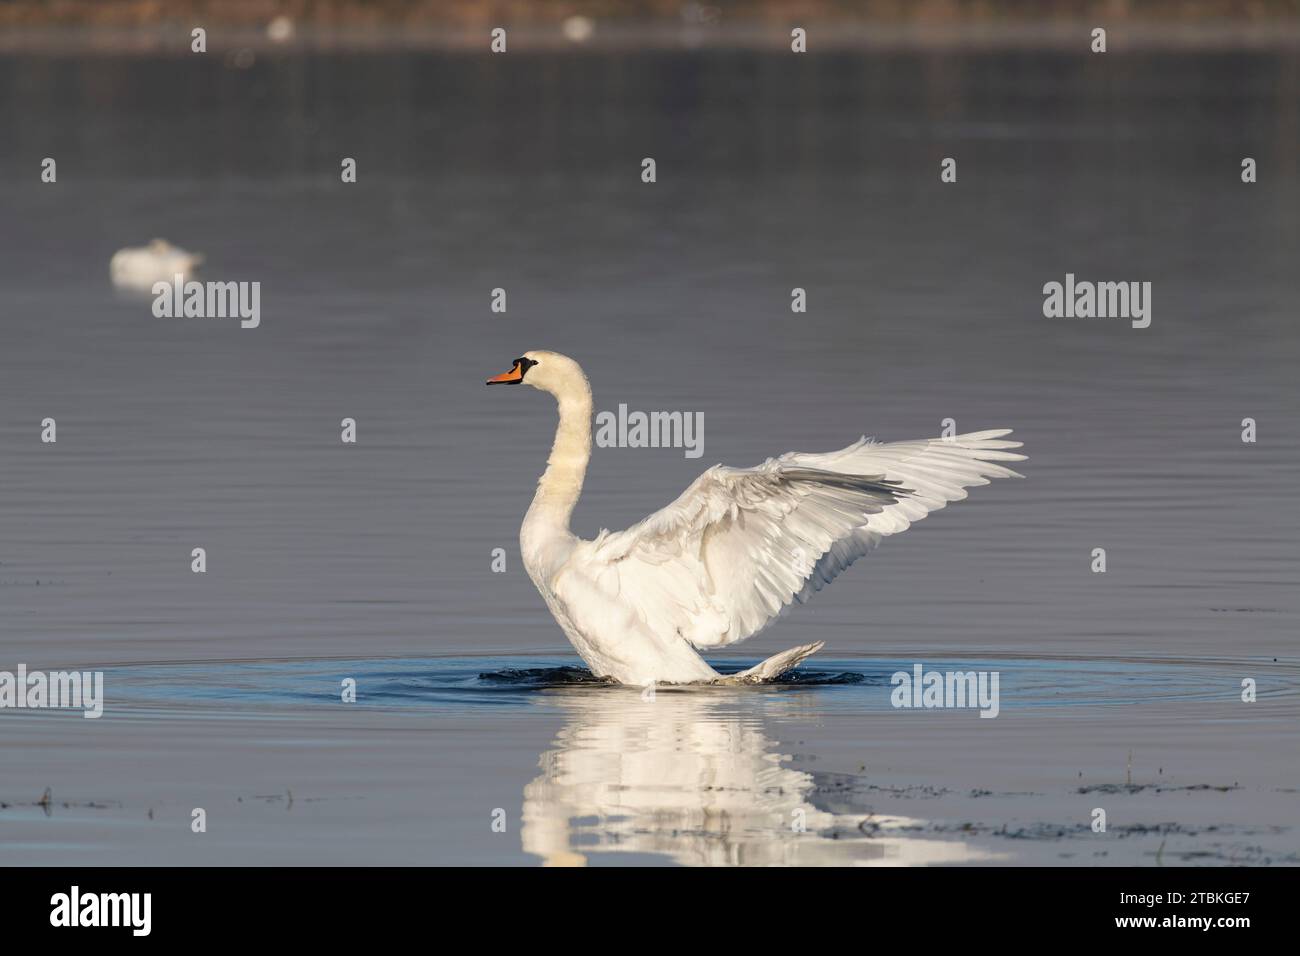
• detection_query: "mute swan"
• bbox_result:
[109,239,203,291]
[487,351,1026,686]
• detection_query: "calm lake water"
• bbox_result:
[0,48,1297,865]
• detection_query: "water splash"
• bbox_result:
[24,653,1290,722]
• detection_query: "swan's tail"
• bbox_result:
[717,641,824,685]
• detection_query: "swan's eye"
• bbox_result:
[516,357,539,377]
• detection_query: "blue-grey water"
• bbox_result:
[0,47,1297,865]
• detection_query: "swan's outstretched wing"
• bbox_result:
[584,430,1025,649]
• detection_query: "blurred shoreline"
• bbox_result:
[4,21,1300,55]
[3,0,1300,54]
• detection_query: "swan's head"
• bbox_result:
[486,350,588,399]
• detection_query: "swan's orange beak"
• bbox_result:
[486,362,525,385]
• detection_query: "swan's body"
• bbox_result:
[489,351,1026,686]
[110,239,203,290]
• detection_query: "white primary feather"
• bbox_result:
[583,430,1025,650]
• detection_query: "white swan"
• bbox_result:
[109,239,203,291]
[487,350,1026,686]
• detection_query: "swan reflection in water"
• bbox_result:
[520,684,1001,866]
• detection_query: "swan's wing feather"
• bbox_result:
[592,431,1025,649]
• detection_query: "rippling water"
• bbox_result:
[73,654,1300,715]
[4,653,1297,865]
[1,48,1297,865]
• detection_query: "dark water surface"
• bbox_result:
[62,654,1300,716]
[4,653,1297,865]
[1,49,1297,864]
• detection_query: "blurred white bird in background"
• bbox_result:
[109,239,203,291]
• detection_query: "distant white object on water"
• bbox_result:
[109,239,204,291]
[266,16,295,44]
[562,16,595,43]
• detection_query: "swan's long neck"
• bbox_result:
[525,380,593,537]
